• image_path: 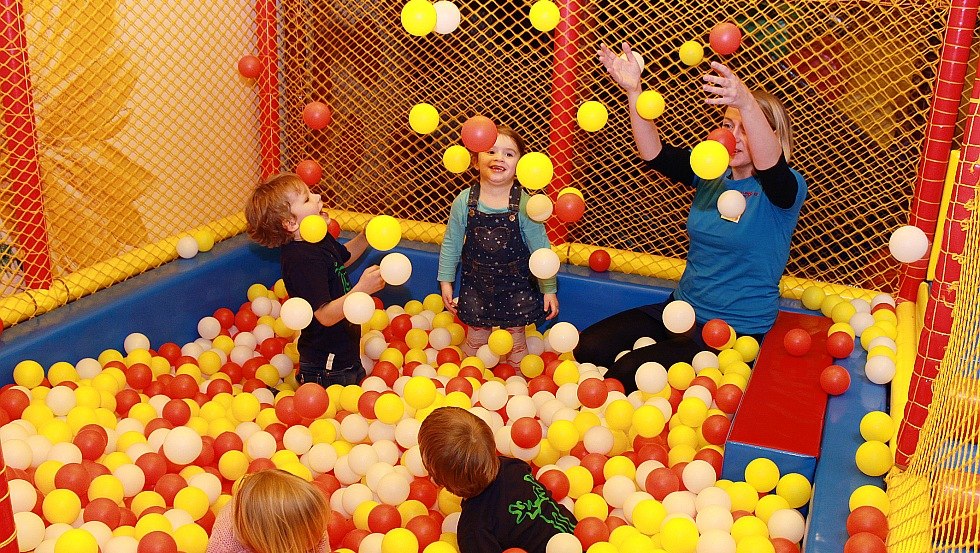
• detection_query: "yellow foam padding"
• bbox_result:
[891,299,918,455]
[565,243,685,281]
[778,276,879,303]
[927,149,959,281]
[0,214,245,328]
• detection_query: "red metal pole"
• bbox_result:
[545,0,580,244]
[897,0,979,302]
[0,0,52,289]
[256,0,281,178]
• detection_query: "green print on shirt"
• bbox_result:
[335,263,352,293]
[507,475,575,533]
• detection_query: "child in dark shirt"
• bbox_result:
[245,173,384,387]
[418,406,576,553]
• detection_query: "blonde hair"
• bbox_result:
[752,90,793,162]
[418,406,500,498]
[232,469,328,553]
[245,173,308,248]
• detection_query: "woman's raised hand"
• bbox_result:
[702,61,754,112]
[597,42,642,94]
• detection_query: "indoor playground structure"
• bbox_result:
[0,0,978,551]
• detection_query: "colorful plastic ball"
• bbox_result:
[14,511,45,552]
[820,365,851,396]
[636,90,665,120]
[701,319,731,349]
[54,528,99,553]
[443,145,471,173]
[577,378,608,409]
[461,115,497,152]
[529,248,560,280]
[826,331,854,359]
[573,517,608,550]
[662,300,696,334]
[295,159,322,185]
[280,297,314,331]
[13,360,44,388]
[888,225,929,263]
[847,506,888,540]
[707,128,737,156]
[849,485,890,515]
[554,193,586,224]
[237,55,261,78]
[511,417,543,449]
[302,101,332,130]
[432,0,461,34]
[43,489,82,524]
[855,441,893,477]
[293,383,329,418]
[328,218,341,239]
[781,328,811,356]
[529,0,560,32]
[744,458,780,493]
[400,0,437,36]
[679,41,704,66]
[717,189,746,219]
[577,101,608,132]
[515,152,553,190]
[844,532,887,553]
[548,322,580,353]
[409,103,440,134]
[380,253,413,286]
[859,411,894,443]
[690,140,730,180]
[299,215,327,243]
[366,215,402,251]
[709,22,742,55]
[525,194,554,222]
[775,473,812,509]
[588,249,611,272]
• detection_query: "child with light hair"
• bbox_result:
[206,469,330,553]
[419,406,576,553]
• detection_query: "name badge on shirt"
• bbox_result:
[720,213,741,223]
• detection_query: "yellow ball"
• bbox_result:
[218,450,249,481]
[382,528,419,553]
[849,485,890,515]
[745,458,780,493]
[437,487,462,514]
[679,40,704,66]
[855,440,893,476]
[135,512,172,539]
[174,523,209,553]
[603,455,636,480]
[54,528,99,553]
[661,517,699,553]
[690,140,730,180]
[574,493,609,520]
[487,329,514,356]
[732,336,760,363]
[736,535,775,553]
[194,229,216,252]
[775,473,812,509]
[565,465,594,499]
[800,286,825,311]
[247,283,269,301]
[727,481,760,513]
[519,354,545,378]
[43,489,82,524]
[174,486,211,520]
[828,322,856,339]
[366,215,402,251]
[636,90,665,120]
[577,101,608,132]
[547,420,579,451]
[48,362,79,386]
[400,0,437,36]
[630,499,666,536]
[731,514,768,541]
[529,0,560,32]
[89,474,125,504]
[632,405,666,438]
[13,360,44,388]
[831,301,857,324]
[409,103,440,134]
[443,145,471,174]
[405,328,429,350]
[404,376,438,409]
[422,293,445,313]
[605,399,635,432]
[515,152,554,191]
[676,397,709,427]
[132,491,165,517]
[552,360,580,386]
[860,411,895,443]
[375,393,405,424]
[299,215,328,243]
[667,362,696,390]
[755,494,790,523]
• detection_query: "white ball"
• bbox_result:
[341,483,373,517]
[47,442,82,464]
[695,486,731,512]
[871,293,895,308]
[163,427,202,465]
[45,386,77,417]
[79,521,113,547]
[343,292,376,324]
[526,194,554,222]
[850,298,872,313]
[696,530,736,553]
[692,351,719,372]
[251,296,273,317]
[2,440,32,470]
[76,358,103,379]
[9,479,37,513]
[717,189,747,219]
[433,0,461,34]
[865,356,897,384]
[633,336,657,349]
[14,511,45,552]
[663,300,696,334]
[478,380,508,411]
[696,504,734,532]
[245,431,277,460]
[304,443,338,474]
[635,361,668,393]
[768,508,806,542]
[348,443,380,476]
[281,297,315,330]
[603,475,637,508]
[104,536,139,553]
[889,225,930,263]
[123,333,151,353]
[188,472,222,504]
[548,322,580,353]
[476,344,500,368]
[663,490,697,517]
[176,235,199,259]
[283,426,314,455]
[555,383,581,409]
[583,426,614,455]
[681,460,717,494]
[527,335,545,355]
[506,395,537,421]
[379,252,412,286]
[546,533,583,553]
[403,445,428,477]
[618,50,646,74]
[850,312,876,337]
[377,472,411,505]
[529,248,561,279]
[197,316,221,340]
[504,377,531,399]
[494,426,514,456]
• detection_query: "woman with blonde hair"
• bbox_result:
[207,469,330,553]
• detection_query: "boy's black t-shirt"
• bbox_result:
[279,236,358,368]
[457,457,577,553]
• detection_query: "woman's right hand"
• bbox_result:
[597,42,642,94]
[353,265,385,295]
[440,281,457,316]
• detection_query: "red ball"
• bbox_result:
[326,512,355,549]
[693,447,724,478]
[844,532,887,553]
[554,193,586,224]
[511,417,543,450]
[588,249,611,272]
[237,55,262,79]
[234,308,258,332]
[701,318,731,349]
[709,22,742,55]
[636,443,669,466]
[847,506,889,540]
[826,331,855,359]
[706,128,737,157]
[580,453,608,486]
[303,101,332,130]
[115,389,142,417]
[367,504,401,534]
[293,383,329,419]
[645,467,681,500]
[73,429,109,461]
[0,388,29,419]
[502,549,528,553]
[135,453,168,488]
[162,399,191,426]
[406,515,442,550]
[340,528,370,551]
[605,516,627,534]
[126,363,153,390]
[275,396,302,426]
[408,477,439,508]
[84,497,122,528]
[715,383,743,414]
[461,115,498,152]
[168,374,199,400]
[701,414,731,445]
[604,378,625,395]
[328,218,341,239]
[574,517,610,550]
[772,538,802,553]
[213,308,236,329]
[538,469,570,501]
[137,531,178,553]
[220,362,244,384]
[445,376,474,397]
[370,361,400,387]
[783,328,812,356]
[577,378,608,409]
[356,390,381,419]
[55,463,92,498]
[154,473,187,506]
[820,365,851,396]
[296,159,322,186]
[527,374,558,396]
[207,378,234,398]
[493,363,518,380]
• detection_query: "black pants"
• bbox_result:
[573,302,764,394]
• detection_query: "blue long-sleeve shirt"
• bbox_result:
[438,188,558,294]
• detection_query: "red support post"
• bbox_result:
[545,0,580,244]
[256,0,281,178]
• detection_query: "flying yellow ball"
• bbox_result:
[443,145,471,174]
[516,152,554,190]
[409,103,440,134]
[577,101,608,132]
[679,41,704,66]
[529,0,560,32]
[690,140,730,180]
[401,0,437,36]
[299,215,327,243]
[636,90,665,120]
[365,215,402,251]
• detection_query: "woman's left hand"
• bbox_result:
[543,293,559,320]
[702,61,754,112]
